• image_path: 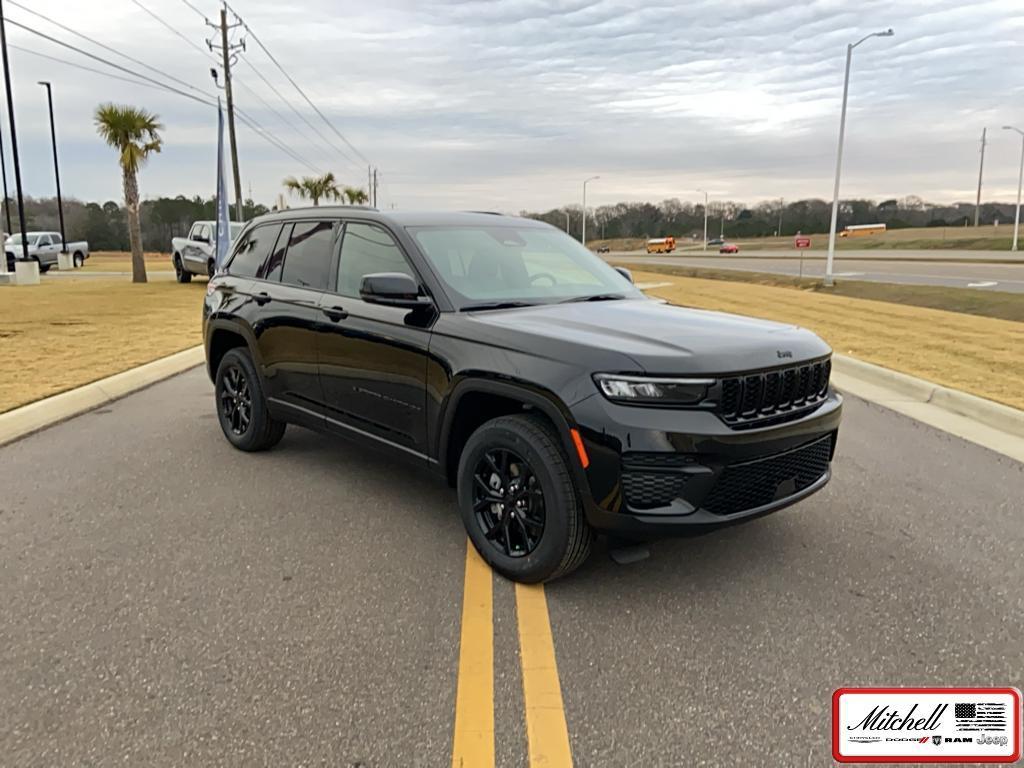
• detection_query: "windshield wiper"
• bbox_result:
[461,301,538,312]
[558,292,628,303]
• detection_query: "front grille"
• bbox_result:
[717,358,831,428]
[621,452,690,509]
[702,435,833,516]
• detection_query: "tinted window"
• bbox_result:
[38,234,51,246]
[197,225,211,242]
[280,221,335,290]
[228,223,281,278]
[337,222,415,298]
[259,224,289,282]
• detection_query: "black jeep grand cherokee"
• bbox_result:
[203,209,841,582]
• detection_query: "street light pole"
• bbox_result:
[1004,126,1024,252]
[582,175,599,247]
[564,210,569,234]
[0,0,28,266]
[38,81,66,253]
[824,28,894,287]
[0,115,11,235]
[974,127,987,227]
[697,189,708,251]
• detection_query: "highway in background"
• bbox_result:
[609,250,1024,292]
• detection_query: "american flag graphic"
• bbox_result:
[954,702,1007,731]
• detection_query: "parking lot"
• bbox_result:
[2,367,1022,766]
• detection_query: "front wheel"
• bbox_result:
[36,258,51,274]
[174,255,192,283]
[214,348,286,451]
[457,414,592,583]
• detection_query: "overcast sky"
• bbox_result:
[6,0,1024,212]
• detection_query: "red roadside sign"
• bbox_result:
[795,236,811,248]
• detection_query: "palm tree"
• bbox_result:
[343,186,369,205]
[282,172,341,206]
[94,103,163,283]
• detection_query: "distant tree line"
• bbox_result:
[523,196,1021,241]
[4,195,270,252]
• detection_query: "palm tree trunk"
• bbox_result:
[122,167,147,283]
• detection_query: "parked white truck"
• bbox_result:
[171,220,244,282]
[5,232,90,273]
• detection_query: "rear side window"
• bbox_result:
[336,222,415,298]
[228,224,281,278]
[280,220,336,291]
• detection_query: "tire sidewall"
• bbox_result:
[458,420,575,583]
[73,253,84,268]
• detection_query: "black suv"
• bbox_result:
[203,209,842,582]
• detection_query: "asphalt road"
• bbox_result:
[2,368,1022,766]
[610,254,1024,292]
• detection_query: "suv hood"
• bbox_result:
[464,298,831,374]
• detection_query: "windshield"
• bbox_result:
[409,225,642,308]
[6,234,39,246]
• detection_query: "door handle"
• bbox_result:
[253,291,272,306]
[322,305,348,321]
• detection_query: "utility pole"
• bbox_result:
[0,114,11,235]
[368,165,372,202]
[38,81,66,252]
[778,198,784,236]
[974,127,987,227]
[0,0,28,268]
[372,168,378,207]
[698,189,708,251]
[208,7,244,222]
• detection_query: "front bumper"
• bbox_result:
[571,389,843,536]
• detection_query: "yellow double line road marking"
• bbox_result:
[451,541,573,768]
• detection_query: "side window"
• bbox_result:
[196,224,211,243]
[259,224,290,282]
[280,220,335,291]
[336,222,415,298]
[38,235,51,246]
[227,223,281,278]
[189,224,201,241]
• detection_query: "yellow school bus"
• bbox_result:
[646,237,676,253]
[839,223,886,238]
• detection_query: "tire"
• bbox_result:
[174,254,192,283]
[457,414,592,583]
[207,259,215,279]
[36,258,51,274]
[73,252,84,268]
[214,348,286,451]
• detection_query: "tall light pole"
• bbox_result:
[0,0,28,268]
[38,81,66,253]
[824,28,894,287]
[564,210,569,234]
[697,189,708,250]
[974,128,987,227]
[1004,126,1024,252]
[582,175,599,247]
[0,114,10,235]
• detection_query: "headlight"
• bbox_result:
[593,374,713,405]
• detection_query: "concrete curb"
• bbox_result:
[0,345,204,447]
[832,355,1024,440]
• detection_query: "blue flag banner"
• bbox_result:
[214,99,231,270]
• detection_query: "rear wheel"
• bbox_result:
[73,252,85,268]
[207,259,215,279]
[457,414,592,583]
[214,348,286,451]
[174,254,192,283]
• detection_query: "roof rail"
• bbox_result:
[463,210,505,216]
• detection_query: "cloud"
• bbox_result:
[7,0,1024,213]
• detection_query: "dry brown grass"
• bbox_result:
[80,251,171,273]
[634,270,1024,410]
[0,278,205,413]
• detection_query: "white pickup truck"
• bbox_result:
[171,220,244,282]
[5,232,90,273]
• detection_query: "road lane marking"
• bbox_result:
[515,583,573,767]
[451,542,494,768]
[968,280,998,288]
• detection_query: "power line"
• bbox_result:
[180,0,210,22]
[130,0,217,64]
[225,1,370,166]
[10,44,173,93]
[8,20,322,175]
[7,0,209,98]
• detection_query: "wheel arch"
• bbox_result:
[437,377,587,490]
[205,319,261,383]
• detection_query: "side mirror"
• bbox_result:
[360,272,432,309]
[614,266,633,283]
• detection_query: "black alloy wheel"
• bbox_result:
[472,448,546,558]
[219,363,252,436]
